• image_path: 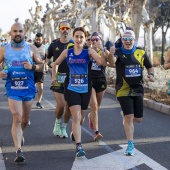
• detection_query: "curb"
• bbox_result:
[106,87,170,116]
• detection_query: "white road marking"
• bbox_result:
[72,144,168,170]
[42,97,168,170]
[0,147,6,170]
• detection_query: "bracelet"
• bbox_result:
[149,73,154,77]
[32,64,36,71]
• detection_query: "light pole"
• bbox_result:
[159,3,169,65]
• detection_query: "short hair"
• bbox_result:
[35,33,43,37]
[73,27,87,37]
[58,20,70,29]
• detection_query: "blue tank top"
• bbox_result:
[66,48,90,93]
[5,43,36,96]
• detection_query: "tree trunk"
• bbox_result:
[131,0,147,40]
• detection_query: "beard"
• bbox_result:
[13,36,23,43]
[63,31,68,38]
[34,42,42,47]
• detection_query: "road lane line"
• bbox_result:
[0,147,6,170]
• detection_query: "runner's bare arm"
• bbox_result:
[0,47,6,78]
[0,46,5,63]
[108,45,116,67]
[147,67,155,82]
[30,44,44,71]
[51,49,68,84]
[88,48,103,66]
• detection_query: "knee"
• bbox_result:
[57,101,65,109]
[12,113,22,124]
[90,103,98,112]
[72,112,81,123]
[124,114,134,123]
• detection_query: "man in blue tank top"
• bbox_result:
[0,22,43,163]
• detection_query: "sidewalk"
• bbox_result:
[106,87,170,116]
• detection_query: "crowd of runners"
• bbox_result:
[0,20,156,163]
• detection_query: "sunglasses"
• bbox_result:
[122,37,134,41]
[91,38,100,42]
[86,39,91,41]
[59,26,71,30]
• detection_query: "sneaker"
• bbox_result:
[70,131,75,141]
[76,145,86,157]
[88,113,94,129]
[60,126,68,138]
[14,148,25,163]
[124,141,134,156]
[94,132,103,141]
[27,120,31,126]
[21,136,24,146]
[53,123,61,136]
[36,102,44,109]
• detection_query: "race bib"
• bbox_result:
[71,74,88,86]
[91,61,101,71]
[125,65,142,77]
[58,72,66,83]
[11,77,28,89]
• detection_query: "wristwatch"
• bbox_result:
[32,64,36,71]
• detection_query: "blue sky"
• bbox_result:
[0,0,49,34]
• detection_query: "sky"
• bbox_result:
[0,0,49,34]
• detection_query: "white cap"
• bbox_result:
[122,30,135,38]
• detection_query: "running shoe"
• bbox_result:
[60,126,68,138]
[14,148,25,163]
[53,123,61,136]
[27,120,31,126]
[88,113,94,129]
[124,141,134,156]
[94,132,103,141]
[21,136,24,146]
[70,131,75,141]
[36,102,44,109]
[76,145,86,157]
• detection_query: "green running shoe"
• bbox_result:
[60,126,68,138]
[53,123,61,136]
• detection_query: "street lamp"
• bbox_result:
[159,3,169,65]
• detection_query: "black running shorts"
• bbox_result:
[117,96,143,118]
[34,72,44,83]
[91,78,107,93]
[64,88,92,110]
[50,84,64,94]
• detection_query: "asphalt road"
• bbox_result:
[0,74,170,170]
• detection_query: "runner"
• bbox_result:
[108,29,155,156]
[34,33,46,109]
[51,27,107,157]
[88,32,109,141]
[0,22,43,162]
[46,21,73,138]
